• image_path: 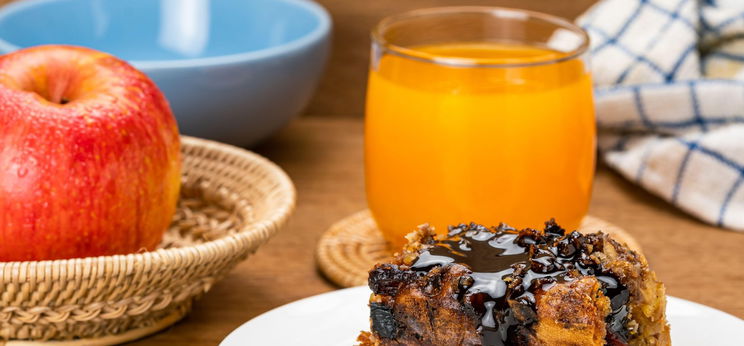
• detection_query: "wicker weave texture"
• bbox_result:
[0,136,296,343]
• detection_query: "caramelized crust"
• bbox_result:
[358,222,670,346]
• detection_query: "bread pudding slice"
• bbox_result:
[358,221,670,346]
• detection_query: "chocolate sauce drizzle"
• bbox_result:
[410,221,630,345]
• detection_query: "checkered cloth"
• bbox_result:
[577,0,744,230]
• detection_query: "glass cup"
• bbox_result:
[365,7,596,250]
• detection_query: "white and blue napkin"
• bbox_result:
[578,0,744,230]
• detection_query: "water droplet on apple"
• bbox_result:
[17,167,28,178]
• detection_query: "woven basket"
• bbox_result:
[0,136,296,345]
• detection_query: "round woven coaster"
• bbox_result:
[316,210,642,288]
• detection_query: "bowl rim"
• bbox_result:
[0,0,331,70]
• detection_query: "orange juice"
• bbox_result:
[365,43,596,249]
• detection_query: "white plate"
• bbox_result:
[221,286,744,346]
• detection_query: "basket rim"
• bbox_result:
[0,135,296,272]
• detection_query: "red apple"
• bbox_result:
[0,45,181,261]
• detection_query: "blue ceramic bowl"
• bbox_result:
[0,0,330,146]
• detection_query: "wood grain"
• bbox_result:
[134,116,744,345]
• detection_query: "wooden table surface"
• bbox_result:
[135,117,744,345]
